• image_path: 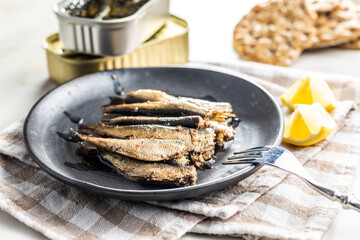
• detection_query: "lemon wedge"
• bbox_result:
[280,76,336,111]
[282,103,336,146]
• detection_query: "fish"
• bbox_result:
[102,100,210,118]
[77,145,189,167]
[100,115,205,128]
[105,0,149,19]
[206,121,235,146]
[126,89,233,113]
[64,0,150,20]
[78,124,216,170]
[168,156,190,167]
[71,129,186,161]
[126,89,170,102]
[189,150,214,170]
[78,124,215,153]
[100,151,197,187]
[65,0,104,18]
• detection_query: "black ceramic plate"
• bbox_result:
[24,66,283,201]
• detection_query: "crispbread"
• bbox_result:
[338,0,360,49]
[309,0,342,12]
[339,38,360,48]
[311,0,360,48]
[233,0,317,66]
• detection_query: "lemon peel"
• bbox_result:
[281,76,336,111]
[282,103,336,146]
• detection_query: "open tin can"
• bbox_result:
[44,15,189,84]
[53,0,170,56]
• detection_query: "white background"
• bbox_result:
[0,0,360,239]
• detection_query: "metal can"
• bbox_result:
[44,15,189,84]
[53,0,170,56]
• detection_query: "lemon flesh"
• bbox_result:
[283,103,336,146]
[281,76,336,111]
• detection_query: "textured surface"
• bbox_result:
[338,0,360,49]
[233,0,316,66]
[233,0,360,66]
[311,0,360,48]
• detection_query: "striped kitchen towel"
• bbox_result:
[0,61,359,240]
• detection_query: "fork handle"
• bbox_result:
[333,192,360,212]
[308,181,360,212]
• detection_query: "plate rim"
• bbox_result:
[23,65,283,198]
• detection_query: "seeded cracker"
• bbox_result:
[338,0,360,49]
[311,0,360,48]
[339,38,360,48]
[233,0,317,66]
[310,0,342,12]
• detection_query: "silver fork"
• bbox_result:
[223,146,360,212]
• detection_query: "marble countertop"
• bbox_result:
[1,0,360,239]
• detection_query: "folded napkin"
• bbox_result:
[0,61,360,240]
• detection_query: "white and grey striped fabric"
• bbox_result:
[0,61,359,240]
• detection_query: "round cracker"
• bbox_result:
[339,38,360,49]
[311,0,360,48]
[233,0,316,66]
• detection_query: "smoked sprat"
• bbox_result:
[70,89,237,187]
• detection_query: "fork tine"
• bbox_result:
[222,159,262,165]
[233,147,270,155]
[227,154,262,160]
